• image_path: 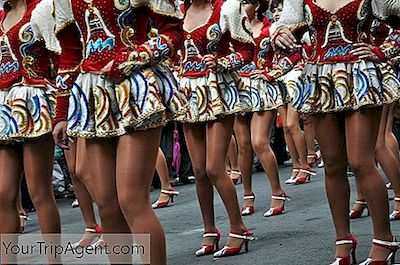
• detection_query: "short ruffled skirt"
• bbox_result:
[177,72,247,123]
[0,84,56,142]
[283,69,303,103]
[67,65,187,138]
[293,61,400,113]
[239,76,286,112]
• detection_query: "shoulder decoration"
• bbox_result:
[372,0,400,21]
[130,0,183,18]
[53,0,75,34]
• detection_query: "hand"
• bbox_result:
[350,43,381,62]
[203,54,217,71]
[52,121,69,150]
[273,27,301,52]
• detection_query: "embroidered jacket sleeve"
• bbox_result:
[115,0,183,76]
[217,0,254,72]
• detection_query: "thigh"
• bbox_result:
[234,115,252,147]
[346,108,382,162]
[251,111,276,143]
[183,124,207,174]
[64,140,77,175]
[23,137,54,193]
[206,116,235,166]
[312,114,347,169]
[286,104,300,128]
[116,128,162,198]
[0,145,23,203]
[377,106,389,144]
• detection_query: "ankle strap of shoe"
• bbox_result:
[336,239,353,246]
[394,197,400,202]
[203,231,219,238]
[85,228,97,233]
[355,200,367,205]
[161,189,179,195]
[299,169,317,176]
[372,238,399,249]
[229,231,254,241]
[244,194,255,200]
[271,194,291,201]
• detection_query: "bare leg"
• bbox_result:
[303,115,316,166]
[234,115,254,209]
[346,108,393,259]
[228,135,240,174]
[0,146,22,233]
[184,124,216,246]
[116,128,166,265]
[386,105,399,160]
[312,113,350,258]
[206,116,248,247]
[251,110,285,209]
[155,148,174,203]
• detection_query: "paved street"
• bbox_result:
[24,166,400,264]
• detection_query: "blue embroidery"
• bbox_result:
[56,75,68,90]
[85,38,116,58]
[323,44,353,60]
[0,61,20,74]
[19,25,37,57]
[239,63,256,73]
[183,61,206,72]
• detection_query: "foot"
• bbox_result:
[241,193,255,216]
[230,170,242,185]
[285,168,299,184]
[293,168,315,184]
[350,200,368,219]
[71,199,79,208]
[307,153,317,167]
[72,225,102,248]
[368,239,398,261]
[389,197,400,221]
[270,194,285,209]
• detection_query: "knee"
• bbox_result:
[251,136,268,155]
[206,163,223,182]
[323,158,347,180]
[118,190,149,216]
[193,166,208,183]
[348,157,375,178]
[0,188,18,210]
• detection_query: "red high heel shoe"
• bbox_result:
[329,234,358,265]
[213,230,254,258]
[285,168,300,185]
[294,169,316,184]
[241,193,255,216]
[349,200,369,219]
[389,197,400,221]
[359,238,399,264]
[152,188,179,209]
[195,230,221,256]
[264,194,291,217]
[230,170,242,185]
[307,153,318,167]
[71,224,103,249]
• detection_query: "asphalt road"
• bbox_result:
[23,166,400,265]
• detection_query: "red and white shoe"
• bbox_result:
[389,197,400,221]
[329,235,357,265]
[71,224,102,249]
[359,238,399,265]
[349,200,369,219]
[195,230,221,257]
[294,169,316,184]
[213,230,254,258]
[152,188,179,209]
[285,168,300,184]
[241,193,255,216]
[264,194,291,217]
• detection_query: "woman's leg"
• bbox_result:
[386,105,399,160]
[23,136,60,234]
[374,106,400,213]
[154,148,174,204]
[345,108,393,259]
[183,124,216,246]
[228,135,240,175]
[64,140,97,230]
[116,128,166,265]
[206,116,247,247]
[313,113,350,258]
[278,106,301,180]
[303,115,316,166]
[251,110,285,208]
[0,145,22,233]
[234,115,254,209]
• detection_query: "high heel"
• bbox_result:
[264,194,291,217]
[349,200,369,219]
[329,234,358,265]
[389,197,400,221]
[19,213,28,233]
[241,193,255,216]
[307,153,318,167]
[294,169,316,185]
[213,230,254,258]
[230,170,242,185]
[359,238,399,265]
[285,168,300,184]
[71,224,103,249]
[152,188,179,209]
[195,230,221,257]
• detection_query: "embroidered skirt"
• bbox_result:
[67,65,187,138]
[293,61,400,113]
[0,84,55,142]
[177,72,247,123]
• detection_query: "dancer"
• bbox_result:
[152,148,180,209]
[52,0,185,263]
[236,0,290,217]
[274,0,400,263]
[64,140,103,248]
[178,0,255,257]
[0,0,61,262]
